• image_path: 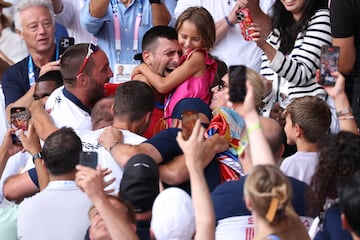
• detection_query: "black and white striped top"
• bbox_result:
[260,9,332,116]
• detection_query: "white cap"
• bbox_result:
[151,187,195,240]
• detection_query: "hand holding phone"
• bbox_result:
[319,45,340,86]
[10,107,30,144]
[79,151,98,169]
[58,37,75,57]
[236,8,254,41]
[181,110,199,140]
[229,65,247,103]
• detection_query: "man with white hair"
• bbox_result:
[2,0,56,117]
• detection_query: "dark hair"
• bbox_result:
[113,80,154,121]
[175,6,216,50]
[60,43,95,85]
[37,70,63,86]
[338,171,360,237]
[308,132,360,215]
[272,0,328,54]
[141,26,178,52]
[42,127,82,175]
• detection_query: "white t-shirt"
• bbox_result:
[55,0,94,44]
[80,128,146,193]
[17,181,92,240]
[280,151,319,185]
[175,0,275,71]
[45,86,92,135]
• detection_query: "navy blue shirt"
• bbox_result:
[211,176,311,223]
[145,128,221,194]
[2,51,57,107]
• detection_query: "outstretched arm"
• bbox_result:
[228,82,275,166]
[89,0,110,18]
[150,0,171,26]
[0,129,22,178]
[317,71,359,134]
[76,165,138,240]
[131,51,206,94]
[177,120,215,240]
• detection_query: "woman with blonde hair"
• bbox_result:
[244,164,310,240]
[210,66,265,112]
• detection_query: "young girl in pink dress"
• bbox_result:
[131,7,217,126]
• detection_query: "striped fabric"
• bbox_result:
[260,9,332,116]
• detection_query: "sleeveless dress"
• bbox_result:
[164,48,217,122]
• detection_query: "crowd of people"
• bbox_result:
[0,0,360,239]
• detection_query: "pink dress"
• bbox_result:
[164,48,217,123]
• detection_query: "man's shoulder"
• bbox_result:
[122,129,147,144]
[3,56,29,78]
[212,178,246,194]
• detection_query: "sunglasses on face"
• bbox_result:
[218,80,227,91]
[77,43,100,75]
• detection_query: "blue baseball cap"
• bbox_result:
[171,98,213,121]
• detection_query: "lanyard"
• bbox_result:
[28,57,36,86]
[110,0,143,63]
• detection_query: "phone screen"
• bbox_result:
[58,37,75,57]
[229,65,247,103]
[10,107,30,144]
[79,151,98,169]
[181,110,199,140]
[319,45,340,86]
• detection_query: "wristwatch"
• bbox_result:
[32,152,43,163]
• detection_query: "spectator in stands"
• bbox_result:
[2,0,57,117]
[338,171,360,240]
[252,0,332,121]
[119,154,160,240]
[17,127,93,239]
[175,0,275,72]
[51,0,94,43]
[280,96,331,185]
[80,0,177,81]
[330,0,360,127]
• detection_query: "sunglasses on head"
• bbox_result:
[77,43,100,75]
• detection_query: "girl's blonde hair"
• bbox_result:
[175,6,216,50]
[244,165,292,224]
[246,67,265,111]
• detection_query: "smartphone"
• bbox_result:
[319,45,340,86]
[10,107,30,144]
[58,37,75,56]
[229,65,247,103]
[236,8,254,41]
[79,151,98,169]
[181,110,199,140]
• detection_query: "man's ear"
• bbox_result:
[110,104,115,117]
[76,74,89,88]
[143,50,152,65]
[16,29,24,39]
[144,111,152,124]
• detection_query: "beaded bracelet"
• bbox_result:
[225,16,234,28]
